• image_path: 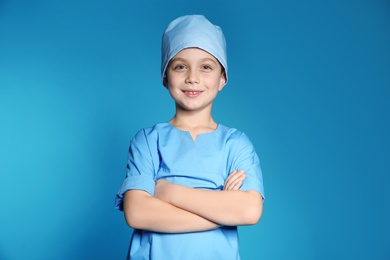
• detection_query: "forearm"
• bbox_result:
[123,190,220,233]
[157,184,263,226]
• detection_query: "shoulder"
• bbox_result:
[131,122,172,143]
[217,124,252,146]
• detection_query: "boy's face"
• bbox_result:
[165,48,226,112]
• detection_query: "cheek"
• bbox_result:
[167,79,180,90]
[166,73,181,87]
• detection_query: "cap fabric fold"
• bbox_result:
[161,15,228,85]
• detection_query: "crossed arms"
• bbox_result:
[123,170,263,233]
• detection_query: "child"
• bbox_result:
[115,14,265,260]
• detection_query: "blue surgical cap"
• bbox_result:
[161,15,228,85]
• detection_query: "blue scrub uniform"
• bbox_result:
[115,122,264,260]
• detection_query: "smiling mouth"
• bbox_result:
[183,90,203,97]
[184,91,201,94]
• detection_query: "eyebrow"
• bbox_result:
[170,57,218,65]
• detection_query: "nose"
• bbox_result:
[185,69,199,84]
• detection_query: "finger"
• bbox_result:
[224,172,246,190]
[224,171,243,190]
[225,170,243,183]
[224,178,243,191]
[231,180,243,190]
[231,175,245,189]
[224,170,245,187]
[223,171,236,190]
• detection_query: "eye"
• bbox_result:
[202,65,212,70]
[172,64,186,70]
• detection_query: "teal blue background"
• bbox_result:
[1,0,389,259]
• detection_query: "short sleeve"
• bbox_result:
[232,133,265,199]
[114,129,157,211]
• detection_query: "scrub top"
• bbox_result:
[115,122,264,260]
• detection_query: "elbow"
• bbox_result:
[124,210,143,229]
[241,192,263,225]
[123,190,149,229]
[244,205,262,225]
[124,201,151,230]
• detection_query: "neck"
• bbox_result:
[170,107,217,132]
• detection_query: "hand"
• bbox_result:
[223,170,246,191]
[154,179,171,202]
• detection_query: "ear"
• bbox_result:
[218,72,227,91]
[163,76,168,88]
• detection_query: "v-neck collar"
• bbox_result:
[166,122,220,142]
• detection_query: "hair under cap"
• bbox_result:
[161,14,228,85]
